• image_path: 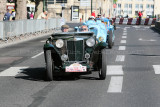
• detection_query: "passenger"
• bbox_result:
[81,25,88,32]
[88,16,95,21]
[61,24,69,32]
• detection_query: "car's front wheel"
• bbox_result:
[99,49,107,80]
[108,30,113,49]
[46,50,54,81]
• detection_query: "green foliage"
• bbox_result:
[113,0,117,4]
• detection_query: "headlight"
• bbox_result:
[55,39,64,48]
[61,54,68,61]
[86,37,95,47]
[99,37,104,42]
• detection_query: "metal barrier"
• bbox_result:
[0,18,65,40]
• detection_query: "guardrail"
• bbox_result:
[111,18,157,25]
[0,18,65,40]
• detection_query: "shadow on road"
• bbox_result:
[150,27,160,35]
[15,67,99,81]
[15,67,46,81]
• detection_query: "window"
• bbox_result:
[124,4,128,8]
[46,0,54,4]
[56,0,67,3]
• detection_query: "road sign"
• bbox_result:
[80,0,91,7]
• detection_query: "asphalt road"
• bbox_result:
[0,24,160,107]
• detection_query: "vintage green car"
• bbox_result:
[43,32,107,81]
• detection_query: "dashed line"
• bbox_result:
[120,40,126,44]
[119,46,126,50]
[123,33,127,35]
[0,67,29,76]
[32,52,44,59]
[116,55,125,62]
[122,36,127,39]
[107,76,123,93]
[153,65,160,74]
[107,65,123,75]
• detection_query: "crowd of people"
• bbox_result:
[3,9,49,21]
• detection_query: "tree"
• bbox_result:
[33,0,44,19]
[113,0,117,4]
[0,0,7,21]
[15,0,27,19]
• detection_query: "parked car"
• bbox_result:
[44,32,107,81]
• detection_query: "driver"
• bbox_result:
[61,24,69,32]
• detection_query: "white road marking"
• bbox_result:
[122,36,127,39]
[153,65,160,74]
[107,65,123,75]
[123,30,127,33]
[139,38,156,41]
[32,52,44,59]
[107,76,123,93]
[40,40,46,43]
[144,27,150,29]
[120,40,126,43]
[123,33,127,35]
[119,46,126,50]
[0,67,29,76]
[117,27,120,29]
[116,55,125,62]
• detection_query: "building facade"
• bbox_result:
[45,0,114,22]
[116,0,160,18]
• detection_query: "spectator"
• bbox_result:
[91,11,96,18]
[138,11,143,25]
[37,10,49,19]
[11,10,16,20]
[61,25,69,32]
[27,12,30,19]
[30,12,34,19]
[3,9,12,21]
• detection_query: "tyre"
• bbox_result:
[99,49,107,80]
[108,30,113,49]
[46,50,54,81]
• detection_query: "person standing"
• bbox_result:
[11,11,16,20]
[30,12,34,19]
[3,9,12,21]
[37,11,49,19]
[138,11,143,25]
[91,11,96,18]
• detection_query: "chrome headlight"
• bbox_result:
[55,39,64,48]
[61,54,68,61]
[86,37,95,47]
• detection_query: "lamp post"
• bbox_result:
[91,0,92,14]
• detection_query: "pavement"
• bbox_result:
[1,24,160,107]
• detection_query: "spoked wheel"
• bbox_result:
[99,49,107,80]
[46,50,54,81]
[108,30,113,49]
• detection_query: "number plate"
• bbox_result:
[65,63,87,72]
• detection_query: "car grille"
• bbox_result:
[67,40,84,61]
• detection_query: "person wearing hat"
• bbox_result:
[61,24,69,32]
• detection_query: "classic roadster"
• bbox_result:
[77,19,115,49]
[44,32,107,81]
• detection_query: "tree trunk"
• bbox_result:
[15,0,27,20]
[0,0,6,21]
[34,0,43,19]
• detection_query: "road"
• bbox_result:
[0,24,160,107]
